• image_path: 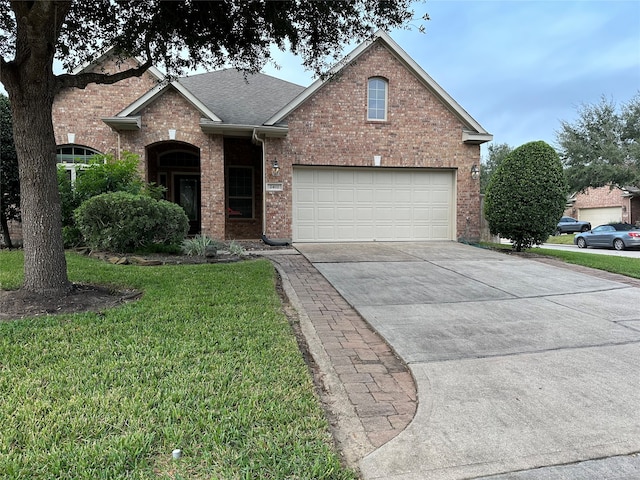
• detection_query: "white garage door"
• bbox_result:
[579,207,622,227]
[292,167,455,242]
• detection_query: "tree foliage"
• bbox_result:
[480,142,512,194]
[0,93,19,248]
[557,93,640,192]
[0,0,424,295]
[484,141,568,252]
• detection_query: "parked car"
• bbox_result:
[574,223,640,250]
[556,216,591,235]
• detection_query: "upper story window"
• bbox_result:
[367,77,388,121]
[56,145,102,182]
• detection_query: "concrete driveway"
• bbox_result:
[295,242,640,480]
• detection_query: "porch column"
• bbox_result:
[200,134,226,239]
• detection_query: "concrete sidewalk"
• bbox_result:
[290,242,640,480]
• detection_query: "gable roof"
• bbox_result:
[100,31,491,143]
[265,30,492,144]
[178,69,305,126]
[104,68,305,134]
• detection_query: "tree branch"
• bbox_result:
[54,57,155,93]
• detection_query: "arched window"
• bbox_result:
[56,145,102,164]
[56,144,102,182]
[367,77,388,121]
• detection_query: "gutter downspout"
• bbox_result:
[253,128,290,247]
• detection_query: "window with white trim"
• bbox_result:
[367,77,388,121]
[56,145,102,182]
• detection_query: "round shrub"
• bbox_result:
[75,192,189,252]
[484,141,568,251]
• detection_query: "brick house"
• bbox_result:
[564,185,640,228]
[52,31,492,243]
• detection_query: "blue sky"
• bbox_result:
[263,0,640,157]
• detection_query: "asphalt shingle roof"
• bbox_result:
[178,69,306,125]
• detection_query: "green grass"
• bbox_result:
[533,247,640,279]
[0,251,355,480]
[545,233,576,245]
[481,241,640,279]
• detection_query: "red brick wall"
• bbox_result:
[53,56,159,153]
[263,42,481,241]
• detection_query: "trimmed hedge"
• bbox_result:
[75,192,189,252]
[484,141,567,251]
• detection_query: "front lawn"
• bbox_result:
[533,247,640,279]
[545,233,576,245]
[0,251,354,479]
[482,242,640,279]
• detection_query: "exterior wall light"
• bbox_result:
[168,129,177,140]
[67,133,75,144]
[471,164,480,180]
[272,159,280,176]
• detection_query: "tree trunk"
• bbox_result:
[0,212,13,249]
[1,2,72,296]
[9,89,71,295]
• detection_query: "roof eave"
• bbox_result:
[462,131,493,145]
[102,116,141,131]
[200,120,288,138]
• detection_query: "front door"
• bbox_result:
[174,174,201,234]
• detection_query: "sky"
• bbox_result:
[261,0,640,158]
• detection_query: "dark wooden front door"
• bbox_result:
[174,174,201,234]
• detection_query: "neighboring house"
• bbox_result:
[52,31,492,243]
[564,185,640,228]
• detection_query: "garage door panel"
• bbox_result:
[357,207,374,220]
[395,190,412,202]
[375,206,395,221]
[337,207,354,220]
[296,189,314,202]
[394,207,412,221]
[357,189,374,202]
[336,189,354,202]
[317,189,334,202]
[293,167,454,242]
[317,207,335,221]
[297,207,315,221]
[432,207,450,222]
[356,172,374,184]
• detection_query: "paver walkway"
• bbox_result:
[264,252,417,468]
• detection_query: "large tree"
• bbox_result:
[0,93,20,248]
[557,93,640,193]
[0,0,421,296]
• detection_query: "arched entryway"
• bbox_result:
[146,142,201,234]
